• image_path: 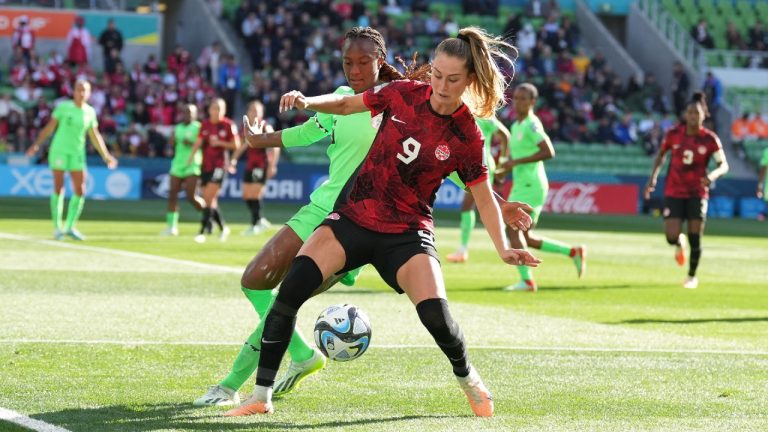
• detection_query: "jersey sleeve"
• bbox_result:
[761,148,768,167]
[457,127,489,187]
[363,80,419,117]
[526,117,547,145]
[281,112,334,148]
[282,86,351,148]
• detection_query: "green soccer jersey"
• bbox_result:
[49,101,98,155]
[170,121,202,171]
[761,148,768,198]
[509,113,548,189]
[281,86,379,212]
[475,116,504,175]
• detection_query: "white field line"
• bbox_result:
[0,233,242,274]
[0,339,767,356]
[0,407,71,432]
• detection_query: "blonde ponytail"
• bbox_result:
[435,27,517,118]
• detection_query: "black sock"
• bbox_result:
[200,208,211,235]
[255,256,324,387]
[416,298,469,377]
[211,208,225,231]
[246,199,262,225]
[688,233,701,277]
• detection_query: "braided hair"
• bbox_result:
[343,27,430,82]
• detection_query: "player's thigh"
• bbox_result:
[241,224,304,290]
[396,254,446,305]
[297,226,347,281]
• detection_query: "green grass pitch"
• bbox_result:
[1,197,767,431]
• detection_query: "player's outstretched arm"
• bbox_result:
[26,118,58,156]
[279,90,368,116]
[446,173,532,231]
[470,179,541,267]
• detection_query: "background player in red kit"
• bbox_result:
[188,98,240,243]
[225,27,540,419]
[644,92,729,289]
[229,100,279,235]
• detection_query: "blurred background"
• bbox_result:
[0,0,766,219]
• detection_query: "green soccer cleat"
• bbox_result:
[273,349,326,397]
[66,228,85,241]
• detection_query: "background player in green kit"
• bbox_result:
[26,79,117,241]
[757,147,768,221]
[447,115,511,263]
[497,83,586,292]
[162,104,205,236]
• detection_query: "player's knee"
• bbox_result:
[273,255,324,312]
[665,235,678,245]
[416,298,460,341]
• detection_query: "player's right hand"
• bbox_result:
[758,186,764,199]
[25,146,37,157]
[500,249,541,267]
[279,90,308,113]
[643,181,656,200]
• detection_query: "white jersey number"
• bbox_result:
[682,149,694,165]
[397,137,421,165]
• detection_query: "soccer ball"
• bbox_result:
[313,304,372,362]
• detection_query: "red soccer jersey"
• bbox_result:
[335,80,488,234]
[199,117,235,172]
[661,124,722,199]
[245,146,268,170]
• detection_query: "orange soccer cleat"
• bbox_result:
[446,250,469,263]
[223,397,274,416]
[456,366,494,417]
[675,234,687,267]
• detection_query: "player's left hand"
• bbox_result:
[105,155,118,169]
[500,249,541,267]
[227,160,237,175]
[501,201,533,231]
[268,165,277,179]
[701,176,713,187]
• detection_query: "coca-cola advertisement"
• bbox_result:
[543,182,638,215]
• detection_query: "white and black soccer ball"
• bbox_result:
[313,304,371,362]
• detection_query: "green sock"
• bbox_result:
[166,211,179,229]
[459,210,476,249]
[243,287,314,361]
[220,287,275,391]
[517,260,533,281]
[50,193,63,230]
[541,238,573,256]
[64,195,84,231]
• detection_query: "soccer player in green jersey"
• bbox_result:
[447,115,511,263]
[162,104,205,236]
[497,83,586,292]
[757,147,768,221]
[26,79,117,241]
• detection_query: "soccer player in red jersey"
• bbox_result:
[229,101,279,235]
[188,98,240,243]
[644,92,729,289]
[226,27,540,418]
